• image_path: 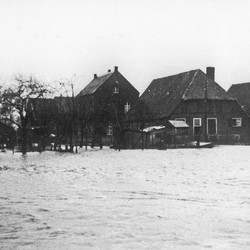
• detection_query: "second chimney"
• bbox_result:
[206,67,215,81]
[94,74,97,79]
[114,66,118,72]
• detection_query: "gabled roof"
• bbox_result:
[228,82,250,114]
[77,66,139,99]
[77,72,113,97]
[128,69,235,120]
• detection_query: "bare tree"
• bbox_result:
[0,75,50,155]
[51,79,77,152]
[75,98,92,149]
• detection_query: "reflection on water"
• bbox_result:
[0,146,250,249]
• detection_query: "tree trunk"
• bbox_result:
[80,123,84,148]
[58,136,62,151]
[69,134,73,152]
[21,128,27,155]
[141,131,144,150]
[69,122,74,152]
[85,130,88,150]
[99,131,103,149]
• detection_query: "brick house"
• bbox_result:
[126,67,250,148]
[76,66,139,146]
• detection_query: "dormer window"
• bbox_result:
[113,86,119,94]
[124,102,131,114]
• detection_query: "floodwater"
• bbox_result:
[0,146,250,249]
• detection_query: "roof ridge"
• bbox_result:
[156,69,199,116]
[181,69,200,99]
[186,69,236,101]
[154,69,199,81]
[97,71,113,78]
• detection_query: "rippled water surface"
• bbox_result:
[0,146,250,249]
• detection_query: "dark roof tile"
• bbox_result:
[128,69,235,121]
[77,72,113,96]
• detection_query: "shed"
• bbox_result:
[141,120,189,148]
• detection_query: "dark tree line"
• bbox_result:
[0,74,124,155]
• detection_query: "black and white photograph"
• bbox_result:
[0,0,250,249]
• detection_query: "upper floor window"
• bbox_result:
[113,86,119,94]
[124,102,131,114]
[232,118,242,127]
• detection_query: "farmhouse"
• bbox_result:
[126,67,250,148]
[77,66,139,146]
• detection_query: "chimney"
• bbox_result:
[114,66,118,72]
[94,74,97,79]
[206,67,215,81]
[108,69,111,73]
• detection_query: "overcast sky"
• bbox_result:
[1,0,250,94]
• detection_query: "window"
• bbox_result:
[124,102,131,114]
[207,118,217,134]
[175,118,186,122]
[232,118,242,127]
[113,86,119,94]
[193,118,202,136]
[193,118,201,127]
[107,124,113,135]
